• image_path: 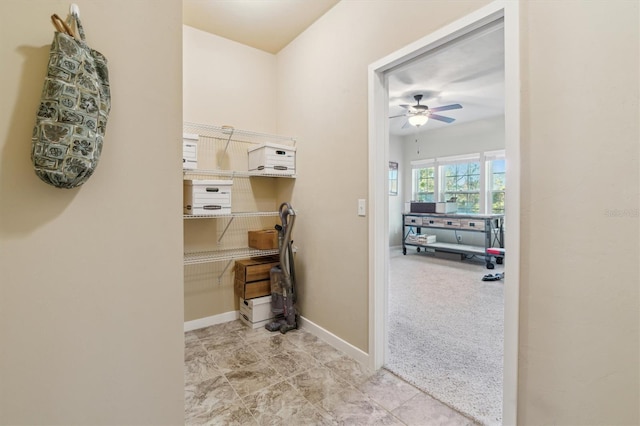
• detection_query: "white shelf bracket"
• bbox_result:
[222,125,234,154]
[217,260,233,284]
[217,216,235,244]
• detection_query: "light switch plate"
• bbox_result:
[358,199,366,216]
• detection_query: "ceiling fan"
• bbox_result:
[389,94,462,128]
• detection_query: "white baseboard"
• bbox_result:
[184,310,239,332]
[298,315,370,368]
[183,312,371,370]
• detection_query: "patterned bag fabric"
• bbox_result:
[31,13,110,189]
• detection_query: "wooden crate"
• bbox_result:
[234,279,271,300]
[234,256,279,283]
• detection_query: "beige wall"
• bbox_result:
[519,1,639,424]
[13,0,631,424]
[183,25,277,134]
[182,26,280,322]
[276,0,638,424]
[0,1,184,424]
[402,116,505,162]
[276,0,492,356]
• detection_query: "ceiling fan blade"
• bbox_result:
[428,114,456,123]
[401,120,411,129]
[389,114,407,119]
[429,103,462,113]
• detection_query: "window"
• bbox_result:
[410,151,505,214]
[442,162,480,213]
[489,158,506,214]
[389,162,398,196]
[413,166,435,201]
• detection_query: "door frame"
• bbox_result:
[367,1,520,423]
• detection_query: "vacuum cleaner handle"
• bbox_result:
[278,202,296,281]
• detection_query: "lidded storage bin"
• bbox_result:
[183,179,232,215]
[248,143,296,175]
[182,133,198,170]
[239,296,275,329]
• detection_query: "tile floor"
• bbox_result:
[185,320,479,425]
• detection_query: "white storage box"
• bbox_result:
[424,234,437,244]
[239,295,273,322]
[240,314,273,329]
[183,133,198,170]
[239,296,274,328]
[406,234,436,244]
[248,143,296,175]
[183,179,232,215]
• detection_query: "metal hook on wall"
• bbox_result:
[69,3,80,18]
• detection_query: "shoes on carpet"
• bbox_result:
[482,273,504,281]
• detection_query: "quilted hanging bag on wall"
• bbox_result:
[31,12,111,189]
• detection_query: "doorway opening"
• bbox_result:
[387,19,505,425]
[368,2,520,425]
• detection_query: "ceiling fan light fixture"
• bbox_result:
[408,114,429,127]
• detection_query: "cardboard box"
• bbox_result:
[234,278,271,300]
[248,229,278,250]
[234,257,279,283]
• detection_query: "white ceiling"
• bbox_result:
[182,1,504,136]
[388,22,505,135]
[183,0,340,54]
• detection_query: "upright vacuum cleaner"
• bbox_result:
[265,202,297,334]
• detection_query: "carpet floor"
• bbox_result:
[385,247,504,426]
